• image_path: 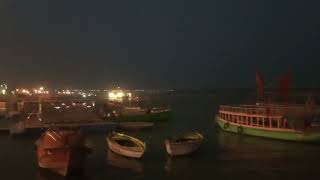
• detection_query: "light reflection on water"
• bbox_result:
[216,130,320,179]
[106,149,144,173]
[35,170,88,180]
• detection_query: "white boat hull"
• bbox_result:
[107,136,145,159]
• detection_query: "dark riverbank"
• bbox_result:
[2,92,320,180]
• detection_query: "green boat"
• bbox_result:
[216,104,320,142]
[113,108,173,122]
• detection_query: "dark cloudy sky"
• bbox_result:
[0,1,319,89]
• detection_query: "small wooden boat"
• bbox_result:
[165,132,204,156]
[107,149,144,173]
[35,129,91,176]
[107,132,146,159]
[117,121,154,130]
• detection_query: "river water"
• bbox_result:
[1,92,320,180]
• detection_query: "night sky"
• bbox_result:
[0,1,319,89]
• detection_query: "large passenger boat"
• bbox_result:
[216,104,320,142]
[216,71,320,142]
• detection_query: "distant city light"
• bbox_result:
[33,86,49,95]
[16,88,31,95]
[0,84,7,95]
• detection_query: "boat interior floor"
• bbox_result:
[115,139,138,147]
[173,138,197,143]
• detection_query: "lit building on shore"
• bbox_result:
[108,88,132,102]
[55,89,97,98]
[0,84,7,95]
[15,88,32,96]
[14,86,49,96]
[33,86,49,95]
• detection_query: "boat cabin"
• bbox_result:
[218,105,320,131]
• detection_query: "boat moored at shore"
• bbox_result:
[35,129,91,176]
[216,104,320,142]
[107,132,146,159]
[165,132,204,156]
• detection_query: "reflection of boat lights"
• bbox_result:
[66,106,70,108]
[62,103,66,106]
[54,106,61,110]
[83,103,86,106]
[87,106,92,108]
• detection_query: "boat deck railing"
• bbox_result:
[218,106,291,130]
[220,104,320,117]
[240,103,320,111]
[219,105,282,117]
[218,104,320,130]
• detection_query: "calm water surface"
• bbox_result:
[2,92,320,180]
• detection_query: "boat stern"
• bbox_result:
[301,129,320,143]
[164,140,173,155]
